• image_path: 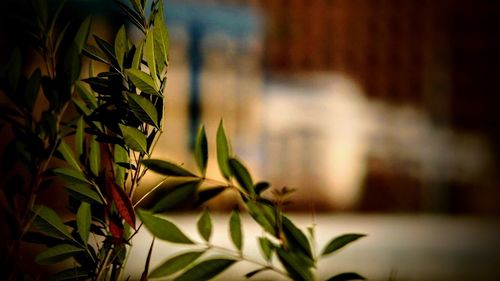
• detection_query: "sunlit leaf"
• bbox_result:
[119,124,147,152]
[228,158,254,196]
[75,81,97,110]
[229,209,243,251]
[75,117,84,158]
[216,120,231,179]
[142,159,196,177]
[258,237,274,261]
[58,139,81,171]
[149,251,204,278]
[246,201,275,235]
[153,5,169,72]
[53,167,91,186]
[137,210,193,244]
[194,126,208,176]
[197,209,212,242]
[114,25,127,69]
[126,69,160,96]
[321,234,366,257]
[32,205,76,242]
[35,244,84,265]
[326,273,366,281]
[150,180,200,213]
[76,202,91,244]
[173,259,236,281]
[131,41,144,70]
[74,16,91,53]
[127,93,159,127]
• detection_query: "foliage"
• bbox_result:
[0,0,366,280]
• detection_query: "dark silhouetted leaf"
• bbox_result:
[137,210,193,244]
[149,251,204,278]
[114,144,129,187]
[326,273,366,281]
[195,186,227,207]
[94,35,119,68]
[75,81,97,110]
[126,69,159,96]
[197,209,212,242]
[119,124,147,152]
[194,126,208,176]
[173,259,236,281]
[76,202,91,244]
[140,238,155,281]
[229,209,243,251]
[83,45,110,66]
[150,180,200,213]
[142,159,196,177]
[127,92,159,127]
[53,167,91,187]
[321,234,366,257]
[216,120,231,179]
[35,244,84,265]
[114,0,146,34]
[75,117,84,158]
[24,68,41,110]
[65,183,103,205]
[48,267,91,281]
[228,158,254,196]
[254,181,270,195]
[245,268,268,279]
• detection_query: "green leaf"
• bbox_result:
[228,158,254,196]
[74,16,91,53]
[153,7,169,72]
[114,144,129,187]
[282,216,313,259]
[83,45,110,66]
[321,234,366,257]
[126,69,160,96]
[173,259,236,281]
[229,209,243,251]
[216,120,232,179]
[89,135,100,176]
[55,23,70,55]
[94,35,119,68]
[65,184,103,205]
[35,244,84,265]
[150,180,200,213]
[195,186,227,207]
[197,209,212,242]
[246,202,276,235]
[114,0,146,33]
[258,237,274,261]
[63,44,81,83]
[149,251,205,279]
[127,93,159,127]
[75,81,97,110]
[75,117,84,158]
[144,30,158,86]
[114,25,127,69]
[194,126,208,176]
[137,210,193,244]
[276,248,314,281]
[24,68,41,110]
[58,139,81,171]
[131,41,144,70]
[53,167,91,186]
[142,159,196,177]
[326,273,366,281]
[76,202,91,244]
[119,124,147,153]
[32,205,76,242]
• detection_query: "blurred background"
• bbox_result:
[2,0,500,280]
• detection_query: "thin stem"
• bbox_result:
[133,177,170,208]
